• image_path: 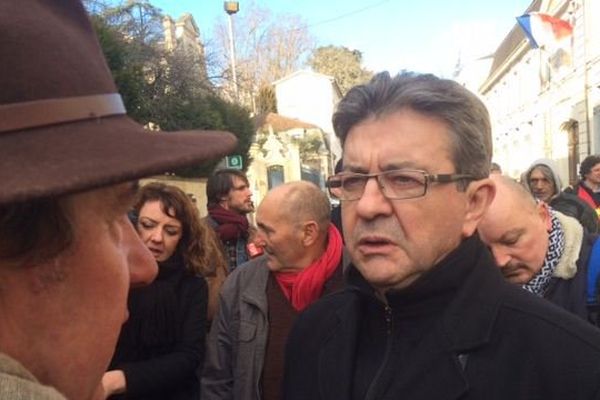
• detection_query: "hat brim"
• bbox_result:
[1,115,238,205]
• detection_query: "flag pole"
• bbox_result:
[580,1,591,154]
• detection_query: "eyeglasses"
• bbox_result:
[326,169,476,201]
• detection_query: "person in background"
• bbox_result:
[0,1,236,399]
[523,158,598,233]
[282,71,600,400]
[205,169,256,272]
[479,175,599,323]
[104,183,227,399]
[202,181,344,400]
[565,154,600,219]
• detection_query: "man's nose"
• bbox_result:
[125,220,158,287]
[354,176,393,219]
[491,246,511,268]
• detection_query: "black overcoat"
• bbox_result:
[283,236,600,400]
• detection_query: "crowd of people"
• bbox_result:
[5,1,600,400]
[480,155,600,327]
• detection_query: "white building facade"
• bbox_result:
[480,0,600,185]
[273,70,343,165]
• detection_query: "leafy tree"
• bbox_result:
[308,45,373,95]
[295,131,325,161]
[90,14,149,121]
[86,0,254,178]
[205,96,255,173]
[103,0,164,48]
[166,95,255,177]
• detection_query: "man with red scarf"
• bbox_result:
[201,181,344,400]
[206,168,256,272]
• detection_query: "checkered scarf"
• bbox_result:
[522,210,565,296]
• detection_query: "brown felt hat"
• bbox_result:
[0,0,238,205]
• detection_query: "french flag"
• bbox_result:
[516,12,573,49]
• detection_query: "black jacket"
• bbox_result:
[283,235,600,400]
[110,255,208,400]
[551,192,599,233]
[545,232,597,322]
[565,182,600,209]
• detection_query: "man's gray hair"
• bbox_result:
[526,164,558,196]
[333,71,492,184]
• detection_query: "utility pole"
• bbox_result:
[224,2,239,101]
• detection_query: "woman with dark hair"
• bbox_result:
[102,182,226,400]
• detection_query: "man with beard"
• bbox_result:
[206,169,256,272]
[479,174,600,323]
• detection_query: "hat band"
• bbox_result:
[0,93,126,133]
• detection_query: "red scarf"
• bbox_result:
[275,224,343,311]
[207,204,250,241]
[578,186,598,208]
[577,186,600,220]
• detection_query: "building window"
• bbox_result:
[301,166,323,188]
[267,165,284,189]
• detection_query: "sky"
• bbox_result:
[150,0,533,77]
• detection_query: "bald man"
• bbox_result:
[201,181,345,400]
[478,175,599,323]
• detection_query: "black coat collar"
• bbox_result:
[317,235,506,399]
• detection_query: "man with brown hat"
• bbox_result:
[0,1,236,400]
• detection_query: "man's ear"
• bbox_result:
[218,196,230,209]
[537,201,552,231]
[301,221,319,247]
[462,178,496,237]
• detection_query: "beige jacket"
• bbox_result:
[0,353,66,400]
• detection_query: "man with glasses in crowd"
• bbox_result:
[282,72,600,399]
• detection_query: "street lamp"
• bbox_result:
[224,1,239,101]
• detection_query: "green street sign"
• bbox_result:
[226,155,243,169]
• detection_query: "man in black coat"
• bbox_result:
[282,72,600,400]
